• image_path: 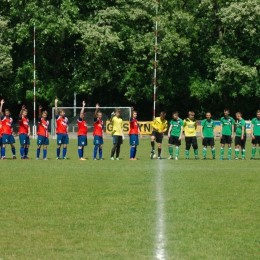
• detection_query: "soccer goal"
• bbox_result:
[51,107,131,138]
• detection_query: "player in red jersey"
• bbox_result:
[93,103,104,160]
[55,98,69,159]
[0,99,16,159]
[36,105,49,160]
[129,107,141,160]
[18,105,30,159]
[77,101,88,160]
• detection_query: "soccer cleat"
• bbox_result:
[110,157,114,160]
[228,157,232,161]
[212,157,215,160]
[99,158,104,160]
[13,156,17,160]
[36,157,39,160]
[235,157,238,160]
[116,157,120,160]
[93,158,97,160]
[63,157,67,160]
[242,157,246,160]
[203,158,206,160]
[130,158,134,160]
[195,157,199,160]
[158,156,162,159]
[132,158,137,160]
[219,157,223,160]
[185,157,189,160]
[79,158,86,161]
[1,157,7,160]
[43,158,48,160]
[250,157,255,160]
[56,157,60,160]
[168,156,173,160]
[175,157,178,160]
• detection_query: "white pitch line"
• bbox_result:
[155,161,166,260]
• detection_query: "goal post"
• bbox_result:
[51,107,131,138]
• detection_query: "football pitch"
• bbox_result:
[1,137,260,259]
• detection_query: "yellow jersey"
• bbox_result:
[183,118,197,137]
[152,117,168,133]
[112,116,123,136]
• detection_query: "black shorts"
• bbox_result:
[113,136,123,145]
[252,136,260,145]
[220,135,232,144]
[202,137,214,147]
[185,136,198,150]
[235,136,246,146]
[151,131,163,143]
[168,136,181,146]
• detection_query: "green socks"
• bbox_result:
[220,148,224,157]
[242,149,246,158]
[228,148,232,158]
[212,148,215,158]
[252,147,256,158]
[235,149,239,158]
[203,148,207,158]
[185,150,189,158]
[168,146,173,156]
[176,147,179,157]
[194,149,198,158]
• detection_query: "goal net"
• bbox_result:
[51,107,131,138]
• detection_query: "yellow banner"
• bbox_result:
[106,121,153,135]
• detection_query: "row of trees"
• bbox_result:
[0,0,260,119]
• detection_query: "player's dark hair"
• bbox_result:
[236,112,242,116]
[4,109,11,115]
[256,110,260,114]
[115,109,121,113]
[160,111,166,118]
[172,111,179,115]
[188,111,195,115]
[206,111,211,115]
[224,108,230,113]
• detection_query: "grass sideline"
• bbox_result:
[0,138,260,259]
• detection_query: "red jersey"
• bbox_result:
[77,118,88,136]
[37,118,49,137]
[1,116,13,135]
[19,116,29,135]
[93,118,103,137]
[56,116,68,134]
[129,118,139,135]
[0,121,3,137]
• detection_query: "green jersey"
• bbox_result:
[170,118,184,137]
[201,119,216,138]
[220,116,235,136]
[235,119,246,137]
[251,117,260,136]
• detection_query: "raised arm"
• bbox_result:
[131,106,134,119]
[80,101,86,119]
[94,103,100,118]
[0,99,4,116]
[54,98,58,116]
[38,105,42,118]
[19,105,26,118]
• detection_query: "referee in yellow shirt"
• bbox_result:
[151,111,168,159]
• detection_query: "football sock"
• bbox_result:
[20,147,24,158]
[56,148,60,158]
[252,147,256,158]
[82,148,84,158]
[168,146,173,156]
[99,148,103,159]
[94,145,98,159]
[194,149,198,157]
[78,148,82,158]
[133,148,137,158]
[12,147,16,156]
[228,148,232,157]
[242,149,245,158]
[116,145,121,158]
[24,148,28,157]
[2,147,5,157]
[175,147,179,157]
[62,148,67,158]
[151,141,155,150]
[185,150,189,158]
[37,148,40,158]
[203,148,207,158]
[220,148,224,157]
[235,149,239,158]
[212,148,216,157]
[158,148,161,157]
[130,147,135,158]
[43,149,47,159]
[111,144,117,157]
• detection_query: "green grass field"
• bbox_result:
[1,137,260,259]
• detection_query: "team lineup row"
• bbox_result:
[1,98,260,160]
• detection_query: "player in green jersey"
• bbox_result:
[200,112,216,160]
[219,109,235,160]
[234,112,246,160]
[250,110,260,160]
[167,111,184,160]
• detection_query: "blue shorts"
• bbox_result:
[0,137,2,146]
[78,136,87,146]
[37,135,49,146]
[129,134,139,146]
[93,136,103,146]
[19,134,30,145]
[2,134,15,144]
[57,134,69,145]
